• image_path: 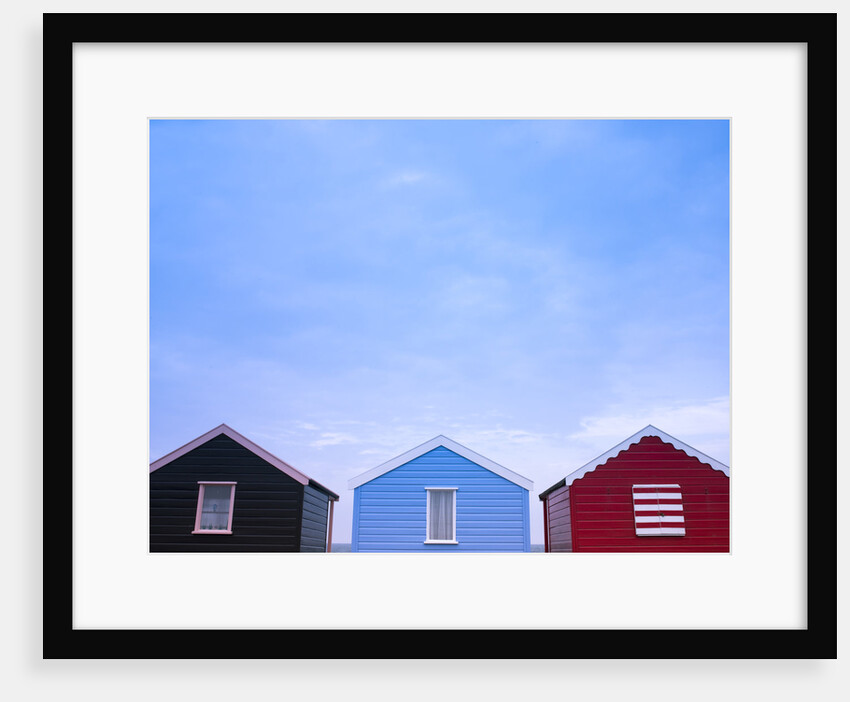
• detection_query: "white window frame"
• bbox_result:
[424,487,458,544]
[192,481,237,534]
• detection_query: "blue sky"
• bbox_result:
[149,119,730,545]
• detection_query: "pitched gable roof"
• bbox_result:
[539,424,729,498]
[149,423,338,499]
[347,435,533,491]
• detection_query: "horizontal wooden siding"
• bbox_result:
[570,435,730,552]
[150,434,305,553]
[300,484,330,552]
[352,446,530,552]
[544,484,572,552]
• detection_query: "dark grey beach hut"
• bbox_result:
[149,423,338,552]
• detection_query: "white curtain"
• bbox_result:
[429,490,454,541]
[200,485,232,530]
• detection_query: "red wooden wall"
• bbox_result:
[569,435,729,552]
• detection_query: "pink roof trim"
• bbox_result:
[149,423,310,485]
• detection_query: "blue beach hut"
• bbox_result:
[348,435,533,552]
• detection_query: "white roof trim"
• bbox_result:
[149,423,310,485]
[347,435,534,491]
[560,424,730,487]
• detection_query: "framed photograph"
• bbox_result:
[45,12,836,658]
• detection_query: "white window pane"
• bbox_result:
[200,485,232,530]
[429,490,453,541]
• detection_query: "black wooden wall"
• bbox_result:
[300,484,331,552]
[150,434,324,552]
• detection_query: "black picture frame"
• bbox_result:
[44,12,836,659]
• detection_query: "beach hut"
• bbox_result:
[150,423,339,552]
[348,435,533,552]
[539,425,729,553]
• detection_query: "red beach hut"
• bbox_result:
[539,425,729,553]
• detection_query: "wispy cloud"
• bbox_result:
[381,169,431,188]
[568,397,730,462]
[462,427,549,446]
[310,432,360,448]
[571,397,728,436]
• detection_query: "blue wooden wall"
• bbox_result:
[351,446,530,552]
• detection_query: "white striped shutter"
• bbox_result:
[632,484,685,536]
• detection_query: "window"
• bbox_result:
[192,482,236,534]
[425,487,457,543]
[632,484,685,536]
